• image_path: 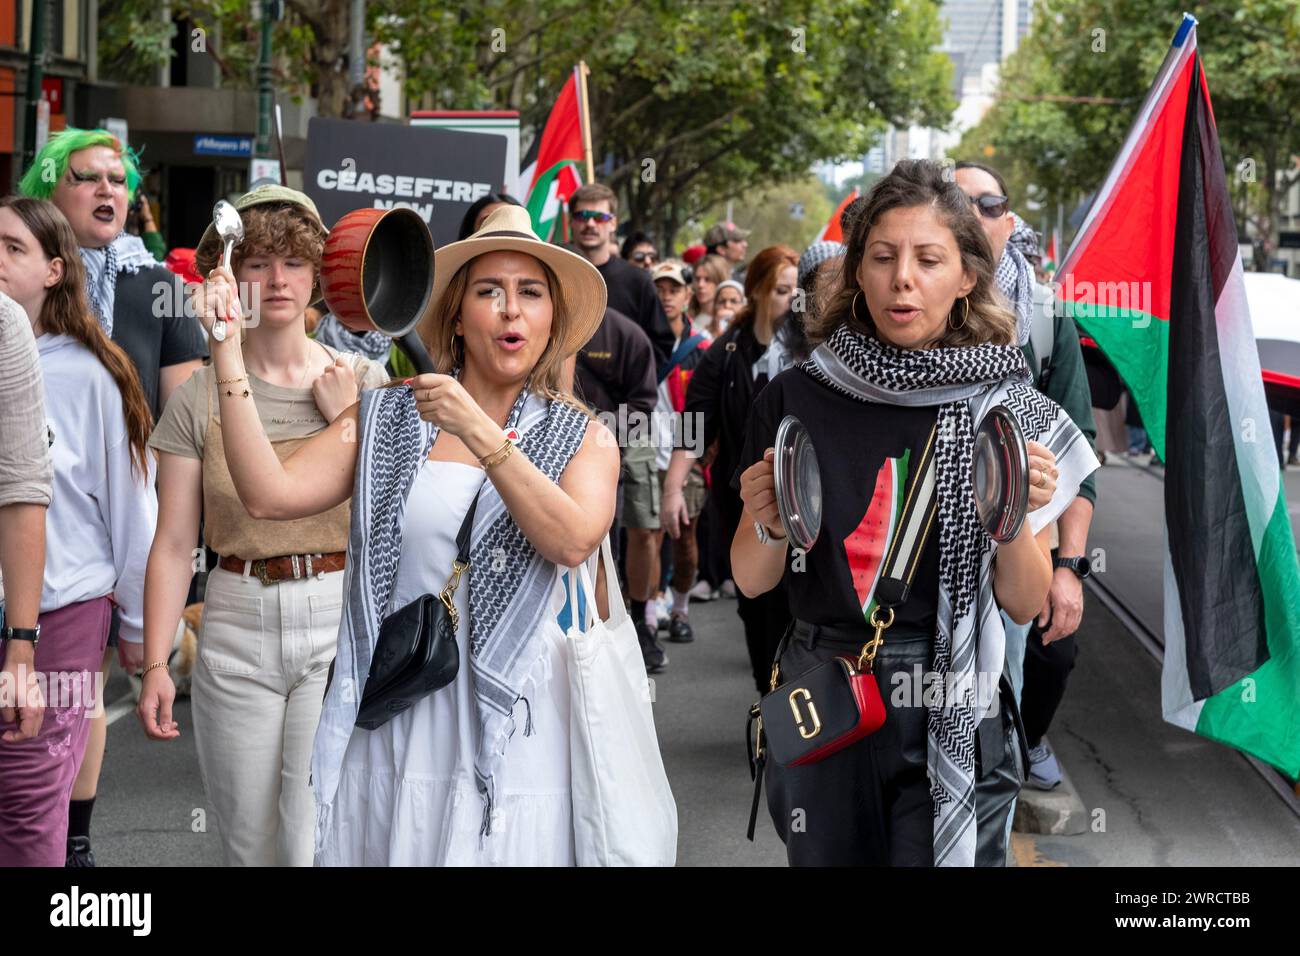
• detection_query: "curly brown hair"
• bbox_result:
[194,202,328,294]
[810,159,1016,348]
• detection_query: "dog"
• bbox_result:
[171,603,202,697]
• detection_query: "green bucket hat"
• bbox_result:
[195,183,327,270]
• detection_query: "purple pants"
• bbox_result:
[0,597,111,866]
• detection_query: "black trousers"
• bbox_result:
[763,623,934,866]
[736,584,792,693]
[1019,623,1079,748]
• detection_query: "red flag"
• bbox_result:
[817,188,859,242]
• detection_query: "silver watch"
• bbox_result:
[754,520,787,547]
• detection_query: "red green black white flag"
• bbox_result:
[1057,14,1300,777]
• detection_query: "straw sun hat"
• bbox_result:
[421,203,607,357]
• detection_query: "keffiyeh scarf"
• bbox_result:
[994,234,1035,347]
[312,313,394,364]
[311,383,590,853]
[80,233,157,337]
[802,326,1098,866]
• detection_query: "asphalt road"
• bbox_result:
[87,457,1300,866]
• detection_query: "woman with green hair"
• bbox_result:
[20,127,206,416]
[20,127,207,867]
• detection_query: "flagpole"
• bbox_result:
[577,61,595,182]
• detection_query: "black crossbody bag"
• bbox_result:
[746,423,939,840]
[355,490,481,731]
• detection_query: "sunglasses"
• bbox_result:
[573,210,614,223]
[967,193,1009,219]
[632,251,657,263]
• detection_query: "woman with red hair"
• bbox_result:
[661,245,799,690]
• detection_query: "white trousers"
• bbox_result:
[192,565,342,866]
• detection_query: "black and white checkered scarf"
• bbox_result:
[803,326,1097,865]
[995,236,1035,347]
[311,382,590,853]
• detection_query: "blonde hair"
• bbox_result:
[811,159,1016,348]
[415,253,592,417]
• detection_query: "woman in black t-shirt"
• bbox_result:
[662,245,800,691]
[732,160,1097,866]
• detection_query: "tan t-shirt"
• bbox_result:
[149,344,389,560]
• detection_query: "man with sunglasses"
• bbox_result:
[954,160,1098,859]
[568,184,673,363]
[621,232,659,272]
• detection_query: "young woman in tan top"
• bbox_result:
[135,186,386,866]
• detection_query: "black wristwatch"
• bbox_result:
[2,624,40,647]
[1053,556,1092,580]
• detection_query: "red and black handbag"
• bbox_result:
[746,424,939,840]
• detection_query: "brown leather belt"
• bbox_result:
[218,551,346,585]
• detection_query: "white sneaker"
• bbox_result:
[719,579,737,599]
[656,594,672,631]
[689,580,716,602]
[1027,741,1063,790]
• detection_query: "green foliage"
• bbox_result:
[375,0,954,242]
[693,173,836,254]
[954,0,1300,269]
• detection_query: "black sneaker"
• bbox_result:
[635,619,668,673]
[66,836,96,867]
[667,613,695,643]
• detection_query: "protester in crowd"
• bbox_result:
[135,185,388,867]
[22,129,207,416]
[703,222,751,281]
[0,197,157,867]
[644,261,710,645]
[689,254,730,338]
[711,278,745,339]
[621,231,658,271]
[572,303,658,659]
[312,305,393,367]
[662,245,799,691]
[572,301,659,661]
[567,185,672,665]
[459,192,524,242]
[0,288,53,860]
[567,183,673,361]
[687,274,748,603]
[733,159,1097,866]
[955,162,1098,801]
[791,240,846,363]
[21,127,207,866]
[188,204,619,865]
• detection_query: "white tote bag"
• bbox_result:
[565,535,678,866]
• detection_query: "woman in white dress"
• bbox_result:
[189,205,619,865]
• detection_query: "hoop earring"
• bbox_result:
[851,290,866,325]
[451,334,465,367]
[949,296,970,331]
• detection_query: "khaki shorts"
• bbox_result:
[621,440,660,530]
[661,465,707,521]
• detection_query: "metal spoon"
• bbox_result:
[210,200,244,342]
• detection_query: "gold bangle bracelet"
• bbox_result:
[142,661,169,676]
[482,441,516,469]
[478,437,512,467]
[215,374,247,385]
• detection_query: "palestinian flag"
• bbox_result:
[520,66,586,242]
[845,450,910,624]
[817,188,859,243]
[1043,229,1060,274]
[1057,14,1300,777]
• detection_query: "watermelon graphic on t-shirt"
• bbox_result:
[842,450,910,624]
